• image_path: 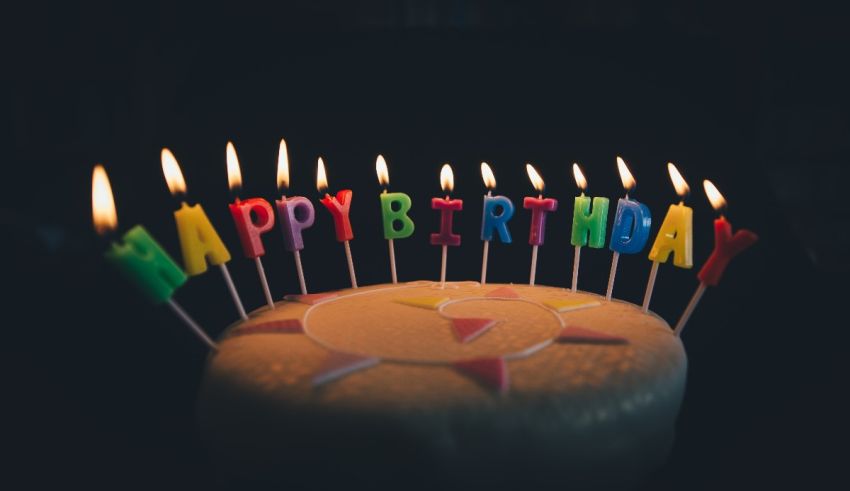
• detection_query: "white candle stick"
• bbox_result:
[440,244,448,288]
[529,245,539,286]
[571,245,581,292]
[293,250,307,294]
[674,283,707,336]
[166,299,218,350]
[481,240,490,285]
[219,263,247,320]
[605,251,620,301]
[254,257,275,309]
[642,261,660,312]
[388,238,398,284]
[343,240,358,288]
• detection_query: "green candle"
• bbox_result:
[105,225,188,304]
[570,196,609,248]
[379,192,415,239]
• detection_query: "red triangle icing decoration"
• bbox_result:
[450,318,497,343]
[284,293,338,305]
[557,326,628,345]
[229,319,303,337]
[453,357,509,393]
[485,287,520,299]
[312,352,380,386]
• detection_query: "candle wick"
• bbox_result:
[537,193,543,199]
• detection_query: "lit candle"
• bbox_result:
[569,163,609,292]
[523,164,558,286]
[274,138,314,295]
[161,148,247,320]
[317,157,358,288]
[642,163,693,312]
[430,163,462,288]
[226,141,276,310]
[479,162,515,285]
[376,154,415,284]
[674,180,758,336]
[605,156,651,300]
[92,165,216,350]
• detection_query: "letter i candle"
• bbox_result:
[569,163,609,292]
[606,157,651,300]
[430,164,462,288]
[479,162,515,285]
[275,138,315,295]
[674,180,758,336]
[225,141,276,309]
[317,157,358,288]
[376,155,415,283]
[92,165,217,350]
[160,148,248,320]
[523,164,558,286]
[642,163,693,312]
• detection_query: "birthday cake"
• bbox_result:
[197,281,687,489]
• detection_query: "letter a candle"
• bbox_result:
[479,162,515,285]
[523,164,558,286]
[376,154,415,283]
[226,141,276,309]
[430,164,462,288]
[161,148,248,320]
[92,165,217,350]
[569,163,609,292]
[317,157,358,288]
[606,156,651,300]
[674,180,758,336]
[275,138,314,295]
[642,163,693,312]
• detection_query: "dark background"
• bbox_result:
[4,1,848,488]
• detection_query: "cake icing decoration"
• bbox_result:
[556,325,628,345]
[284,292,338,305]
[449,318,498,343]
[485,286,520,298]
[453,357,509,393]
[312,352,381,386]
[543,297,601,312]
[228,319,304,337]
[394,296,450,309]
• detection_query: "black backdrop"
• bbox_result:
[4,1,848,489]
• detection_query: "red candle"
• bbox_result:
[523,164,558,285]
[698,216,758,286]
[316,157,357,288]
[430,197,463,246]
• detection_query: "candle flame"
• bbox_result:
[616,156,636,192]
[440,163,454,194]
[161,148,187,196]
[703,179,727,212]
[480,162,496,190]
[226,141,243,192]
[376,154,389,187]
[667,162,690,198]
[572,163,587,191]
[316,157,328,193]
[91,164,118,235]
[526,163,545,193]
[277,138,290,191]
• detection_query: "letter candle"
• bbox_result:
[376,155,415,284]
[642,163,693,312]
[605,156,651,301]
[161,148,247,320]
[430,164,462,288]
[317,157,358,288]
[569,163,609,292]
[674,180,758,336]
[274,138,314,295]
[479,162,515,285]
[523,164,558,286]
[226,141,276,309]
[92,165,217,350]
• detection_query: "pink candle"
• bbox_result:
[229,198,276,258]
[430,197,463,246]
[523,196,558,246]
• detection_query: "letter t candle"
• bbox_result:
[523,164,558,286]
[430,164,462,288]
[317,157,358,288]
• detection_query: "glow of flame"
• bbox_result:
[440,163,454,194]
[376,155,389,187]
[316,157,328,193]
[277,138,289,191]
[616,156,636,192]
[526,163,545,193]
[161,148,187,196]
[226,141,243,192]
[667,162,690,198]
[703,179,727,211]
[480,162,496,190]
[92,164,118,235]
[572,163,587,191]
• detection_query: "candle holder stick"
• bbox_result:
[219,263,247,319]
[293,250,308,294]
[440,244,448,288]
[254,257,275,309]
[529,245,539,286]
[166,299,218,351]
[674,283,707,336]
[480,240,490,285]
[388,238,398,284]
[343,240,358,288]
[605,252,620,300]
[571,246,581,292]
[642,261,661,312]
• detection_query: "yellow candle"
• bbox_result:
[174,202,232,276]
[647,202,693,268]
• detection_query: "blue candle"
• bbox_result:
[481,195,515,243]
[609,198,652,254]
